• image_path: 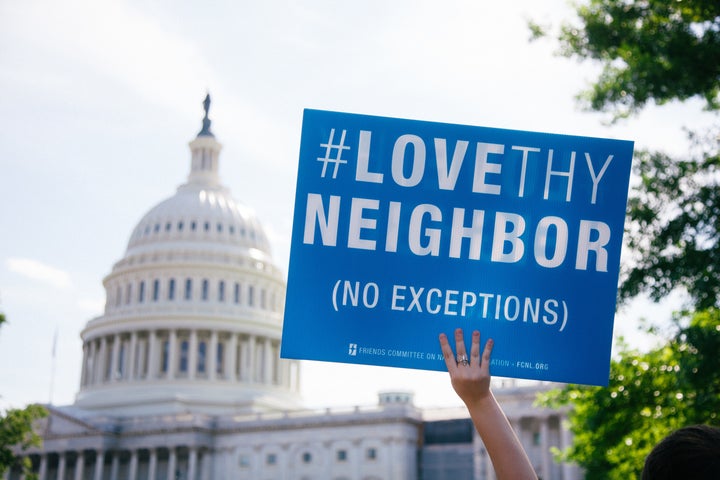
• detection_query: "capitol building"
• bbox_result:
[8,97,580,480]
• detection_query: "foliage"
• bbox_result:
[0,313,48,479]
[621,131,720,310]
[0,405,47,479]
[531,0,720,119]
[530,0,720,309]
[538,309,720,479]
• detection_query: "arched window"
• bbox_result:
[202,279,209,301]
[168,278,176,300]
[234,282,241,304]
[138,281,145,303]
[152,279,160,301]
[218,280,225,302]
[185,278,192,300]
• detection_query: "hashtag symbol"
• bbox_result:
[317,128,350,179]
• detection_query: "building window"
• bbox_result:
[239,455,250,468]
[115,286,122,307]
[302,452,312,464]
[185,278,192,300]
[161,339,169,373]
[152,279,160,301]
[178,221,184,231]
[165,222,171,232]
[217,223,222,233]
[216,342,224,374]
[266,453,277,465]
[218,280,225,302]
[202,279,209,301]
[533,431,541,446]
[154,223,160,233]
[197,340,207,373]
[179,340,189,373]
[336,450,347,462]
[234,282,240,304]
[191,221,197,231]
[229,225,235,234]
[366,448,377,460]
[138,281,145,303]
[125,283,132,304]
[248,285,254,307]
[204,221,210,231]
[168,278,176,300]
[260,289,266,309]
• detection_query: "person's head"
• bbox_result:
[641,425,720,480]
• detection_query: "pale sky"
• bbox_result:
[0,0,712,411]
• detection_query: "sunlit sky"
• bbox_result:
[0,0,711,411]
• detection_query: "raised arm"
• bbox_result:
[439,328,537,480]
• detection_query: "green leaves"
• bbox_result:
[0,404,48,478]
[538,309,720,479]
[554,0,720,119]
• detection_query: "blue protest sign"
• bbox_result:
[281,109,634,386]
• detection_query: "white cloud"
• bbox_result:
[6,258,73,290]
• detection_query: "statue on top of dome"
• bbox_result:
[198,92,214,137]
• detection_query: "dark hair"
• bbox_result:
[641,425,720,480]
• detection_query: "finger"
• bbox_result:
[469,330,481,365]
[454,328,467,357]
[438,333,457,373]
[480,338,494,375]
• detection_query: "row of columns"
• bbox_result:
[80,329,293,390]
[9,447,210,480]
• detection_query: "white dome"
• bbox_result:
[126,182,272,258]
[75,96,300,416]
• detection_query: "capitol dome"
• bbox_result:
[74,95,301,416]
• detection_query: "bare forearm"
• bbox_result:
[467,392,537,480]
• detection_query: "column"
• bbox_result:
[199,449,210,480]
[80,343,89,386]
[109,452,119,480]
[246,335,256,382]
[147,330,157,379]
[109,334,120,382]
[561,419,574,480]
[540,417,550,480]
[96,337,107,383]
[86,341,97,387]
[189,330,198,379]
[57,453,66,480]
[167,449,177,480]
[93,450,105,480]
[74,451,85,480]
[227,333,237,381]
[263,338,273,384]
[208,331,218,381]
[37,454,48,480]
[127,331,138,381]
[147,449,157,480]
[187,448,197,480]
[128,450,138,480]
[167,330,178,378]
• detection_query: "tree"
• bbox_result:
[538,309,720,479]
[0,405,47,479]
[0,313,48,479]
[531,0,720,118]
[531,0,720,310]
